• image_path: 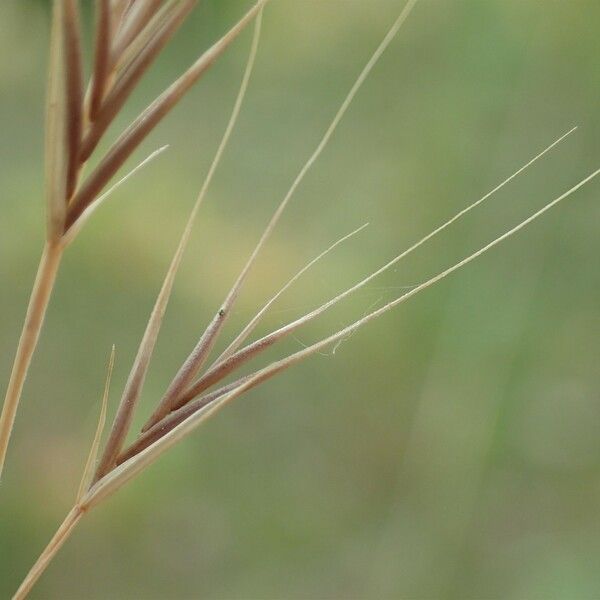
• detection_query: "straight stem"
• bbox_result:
[0,241,64,478]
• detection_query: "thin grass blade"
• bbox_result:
[63,145,169,246]
[77,346,115,502]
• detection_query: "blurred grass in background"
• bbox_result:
[0,0,599,598]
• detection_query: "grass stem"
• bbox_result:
[0,241,64,479]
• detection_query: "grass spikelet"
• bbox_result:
[80,0,197,163]
[176,127,578,404]
[143,0,421,431]
[69,0,267,226]
[93,7,264,482]
[112,165,600,478]
[0,0,264,480]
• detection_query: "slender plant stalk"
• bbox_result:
[0,241,63,478]
[13,344,113,600]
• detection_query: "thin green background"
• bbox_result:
[1,1,599,598]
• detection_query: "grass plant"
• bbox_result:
[6,0,599,597]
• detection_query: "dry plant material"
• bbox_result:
[12,0,600,596]
[0,0,267,479]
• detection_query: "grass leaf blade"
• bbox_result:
[81,0,196,163]
[77,346,115,502]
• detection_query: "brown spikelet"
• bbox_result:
[88,0,112,121]
[0,0,266,484]
[162,125,581,413]
[117,376,251,465]
[80,0,196,163]
[62,0,84,200]
[141,0,420,431]
[67,0,267,230]
[110,162,600,503]
[113,1,180,78]
[91,6,266,481]
[142,225,370,429]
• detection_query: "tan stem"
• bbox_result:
[13,505,84,600]
[0,241,64,478]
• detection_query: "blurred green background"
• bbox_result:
[1,1,599,598]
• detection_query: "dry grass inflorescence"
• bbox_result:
[3,0,599,597]
[0,0,265,479]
